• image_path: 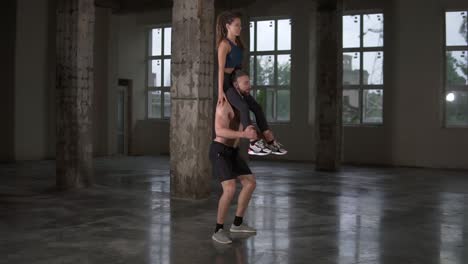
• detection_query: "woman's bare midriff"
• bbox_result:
[224,68,235,74]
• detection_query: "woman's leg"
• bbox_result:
[223,73,252,130]
[225,87,252,130]
[243,94,287,155]
[243,94,275,142]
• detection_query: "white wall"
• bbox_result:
[110,1,317,159]
[343,0,468,169]
[389,0,468,169]
[14,0,112,160]
[109,0,468,169]
[0,0,17,162]
[247,0,317,162]
[94,7,111,156]
[109,9,172,156]
[15,0,52,160]
[342,0,392,166]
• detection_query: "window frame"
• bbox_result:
[342,11,385,127]
[443,9,468,128]
[249,16,292,123]
[146,24,172,120]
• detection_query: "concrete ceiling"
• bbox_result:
[95,0,259,13]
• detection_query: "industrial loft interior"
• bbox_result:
[2,0,468,263]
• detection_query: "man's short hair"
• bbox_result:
[232,69,249,81]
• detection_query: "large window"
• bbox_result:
[445,11,468,126]
[147,26,172,119]
[249,18,292,122]
[342,13,384,125]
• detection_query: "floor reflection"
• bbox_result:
[338,185,382,264]
[150,180,171,264]
[439,192,465,264]
[6,157,468,263]
[246,178,291,263]
[212,237,251,264]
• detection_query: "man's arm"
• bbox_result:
[214,101,257,140]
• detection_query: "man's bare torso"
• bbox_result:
[214,99,241,147]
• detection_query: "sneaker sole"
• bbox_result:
[229,228,257,233]
[271,151,287,155]
[212,235,232,244]
[248,151,270,156]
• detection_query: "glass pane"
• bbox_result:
[250,56,255,83]
[164,59,171,86]
[255,89,266,109]
[257,20,275,51]
[363,14,384,47]
[253,89,266,123]
[343,15,361,48]
[278,19,291,50]
[363,89,383,123]
[363,51,383,85]
[446,51,468,85]
[343,89,360,124]
[343,52,360,85]
[164,27,172,55]
[149,60,162,87]
[266,89,275,122]
[151,28,162,56]
[256,55,275,85]
[164,92,171,118]
[277,90,290,121]
[250,22,255,51]
[446,91,468,125]
[446,12,468,46]
[277,54,291,85]
[148,90,161,118]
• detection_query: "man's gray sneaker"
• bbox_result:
[212,229,232,244]
[230,223,257,233]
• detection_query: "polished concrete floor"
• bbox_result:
[1,156,468,264]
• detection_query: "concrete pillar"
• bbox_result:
[0,0,16,162]
[315,0,343,171]
[56,0,95,189]
[170,0,214,199]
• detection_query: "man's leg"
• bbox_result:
[217,179,236,225]
[235,174,256,218]
[230,174,257,233]
[212,179,236,244]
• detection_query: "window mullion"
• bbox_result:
[146,29,150,119]
[444,10,468,127]
[254,21,257,88]
[360,14,365,124]
[274,19,278,121]
[161,28,165,117]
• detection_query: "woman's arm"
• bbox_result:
[217,41,230,96]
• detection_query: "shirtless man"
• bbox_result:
[210,70,258,244]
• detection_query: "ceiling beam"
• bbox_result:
[95,0,120,10]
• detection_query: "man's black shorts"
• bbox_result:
[209,141,252,182]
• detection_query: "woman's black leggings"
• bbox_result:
[223,73,269,133]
